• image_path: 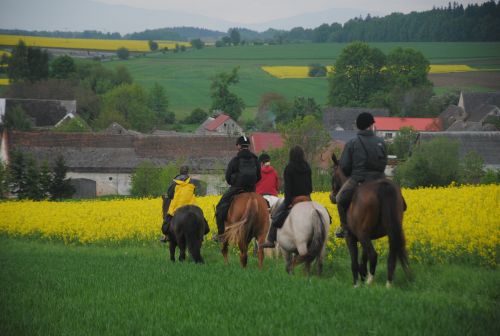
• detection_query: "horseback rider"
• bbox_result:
[261,145,312,248]
[256,153,279,197]
[334,112,388,238]
[160,165,196,242]
[213,135,261,243]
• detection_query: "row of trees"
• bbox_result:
[0,151,74,200]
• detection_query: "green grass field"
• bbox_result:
[1,237,498,335]
[103,42,500,119]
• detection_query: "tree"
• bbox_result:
[25,156,44,201]
[190,38,205,49]
[49,156,75,200]
[7,40,49,82]
[327,42,386,106]
[148,82,170,123]
[229,29,241,45]
[278,115,330,165]
[459,151,484,184]
[256,92,286,130]
[97,84,157,132]
[308,64,327,77]
[210,67,245,120]
[3,105,32,131]
[148,40,158,51]
[184,108,207,124]
[7,150,28,199]
[50,55,76,79]
[389,127,418,159]
[130,162,177,197]
[116,47,130,60]
[113,65,133,86]
[0,163,8,199]
[386,47,431,88]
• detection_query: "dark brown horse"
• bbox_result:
[221,192,270,268]
[330,153,410,287]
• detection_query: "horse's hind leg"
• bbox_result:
[359,249,368,281]
[360,239,378,285]
[168,241,177,262]
[387,249,397,287]
[346,235,360,287]
[178,237,187,262]
[222,241,229,265]
[238,242,248,268]
[317,244,327,276]
[283,250,293,274]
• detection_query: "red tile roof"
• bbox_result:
[374,117,442,132]
[251,132,284,153]
[205,114,231,131]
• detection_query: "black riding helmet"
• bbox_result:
[236,135,251,147]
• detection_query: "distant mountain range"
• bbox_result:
[1,0,379,34]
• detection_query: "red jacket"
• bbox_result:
[256,165,279,196]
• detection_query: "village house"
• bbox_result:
[322,107,389,131]
[440,91,500,131]
[195,113,243,136]
[374,116,442,141]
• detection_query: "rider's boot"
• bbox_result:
[261,226,277,248]
[335,205,348,238]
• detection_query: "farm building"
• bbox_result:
[4,130,239,197]
[196,114,243,136]
[374,117,442,141]
[250,132,284,154]
[418,131,500,170]
[440,91,500,131]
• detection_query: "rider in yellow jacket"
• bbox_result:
[161,165,196,242]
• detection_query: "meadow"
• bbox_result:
[101,42,500,118]
[0,184,499,335]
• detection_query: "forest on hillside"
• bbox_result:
[1,1,499,42]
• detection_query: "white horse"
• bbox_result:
[271,198,331,275]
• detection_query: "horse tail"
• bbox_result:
[378,181,410,277]
[181,206,204,263]
[296,206,327,264]
[224,196,256,245]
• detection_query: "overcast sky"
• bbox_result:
[95,0,481,23]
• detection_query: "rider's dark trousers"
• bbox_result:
[265,201,290,243]
[215,186,254,235]
[336,177,357,229]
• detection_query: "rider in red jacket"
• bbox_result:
[256,153,279,196]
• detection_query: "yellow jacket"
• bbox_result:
[167,177,196,216]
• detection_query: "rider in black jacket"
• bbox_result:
[261,145,312,248]
[213,135,261,242]
[334,112,387,238]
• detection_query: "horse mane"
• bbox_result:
[224,195,257,245]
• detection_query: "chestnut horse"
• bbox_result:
[222,192,270,268]
[330,153,410,287]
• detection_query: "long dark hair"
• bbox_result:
[289,145,306,163]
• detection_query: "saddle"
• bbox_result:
[289,195,311,208]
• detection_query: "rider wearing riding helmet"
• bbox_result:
[213,135,261,242]
[256,153,279,197]
[261,145,312,248]
[334,112,387,238]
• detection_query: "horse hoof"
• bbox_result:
[366,273,374,285]
[386,281,392,289]
[353,281,360,288]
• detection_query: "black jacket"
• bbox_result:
[340,130,387,182]
[284,160,312,206]
[225,149,261,188]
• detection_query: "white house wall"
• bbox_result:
[67,172,131,196]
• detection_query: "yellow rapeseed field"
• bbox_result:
[1,185,498,266]
[0,78,9,85]
[0,34,190,52]
[262,64,477,78]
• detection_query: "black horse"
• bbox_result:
[164,203,210,263]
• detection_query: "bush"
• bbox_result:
[184,108,207,124]
[481,169,500,184]
[395,137,460,188]
[130,162,179,197]
[116,47,130,60]
[308,64,327,77]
